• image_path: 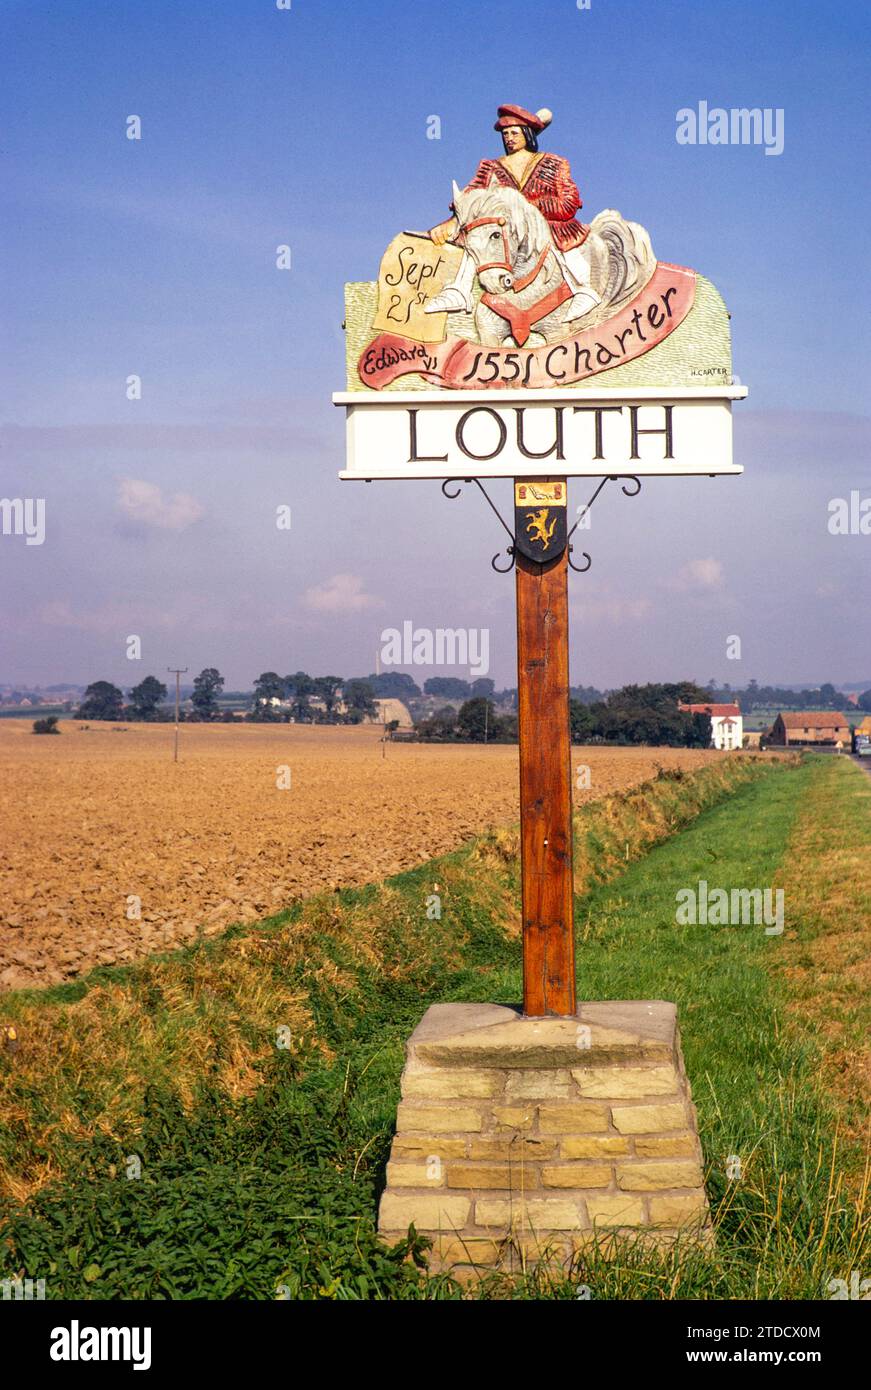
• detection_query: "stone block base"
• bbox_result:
[377,1001,711,1276]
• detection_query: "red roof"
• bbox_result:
[678,703,742,718]
[777,711,848,728]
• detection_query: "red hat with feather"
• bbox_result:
[493,104,553,132]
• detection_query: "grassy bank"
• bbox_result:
[1,754,866,1298]
[771,755,871,1185]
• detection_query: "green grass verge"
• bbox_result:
[1,755,866,1299]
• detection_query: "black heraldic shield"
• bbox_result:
[513,480,568,563]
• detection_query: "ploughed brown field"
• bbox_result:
[0,720,721,990]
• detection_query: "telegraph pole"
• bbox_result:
[167,667,188,763]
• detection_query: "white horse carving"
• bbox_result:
[449,178,656,348]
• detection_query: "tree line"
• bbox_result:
[70,669,510,724]
[72,669,382,724]
[248,672,377,722]
[416,698,517,743]
[568,683,714,746]
[416,683,715,746]
[67,668,867,737]
[704,679,870,712]
[75,671,222,722]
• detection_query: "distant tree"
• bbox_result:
[570,700,595,742]
[190,668,224,721]
[668,681,715,708]
[128,675,167,720]
[605,682,710,714]
[568,683,716,746]
[470,678,495,698]
[457,697,496,741]
[736,681,850,714]
[416,705,458,741]
[285,671,315,721]
[77,681,124,721]
[250,672,285,721]
[367,671,422,699]
[285,672,312,692]
[858,689,871,712]
[313,675,344,717]
[254,672,285,701]
[620,706,675,745]
[569,685,604,705]
[253,704,283,723]
[434,705,458,727]
[424,676,470,699]
[686,712,713,748]
[343,678,377,722]
[496,712,518,741]
[33,715,60,735]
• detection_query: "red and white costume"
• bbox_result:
[463,152,590,253]
[428,104,599,318]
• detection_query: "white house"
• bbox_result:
[678,702,743,750]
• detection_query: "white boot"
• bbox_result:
[562,245,594,288]
[566,288,601,321]
[560,246,601,319]
[425,285,472,313]
[425,252,475,314]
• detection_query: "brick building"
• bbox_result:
[768,711,850,746]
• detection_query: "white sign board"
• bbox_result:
[334,387,746,480]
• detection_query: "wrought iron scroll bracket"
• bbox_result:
[441,478,517,573]
[567,474,642,572]
[441,473,642,575]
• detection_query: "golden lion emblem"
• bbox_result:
[524,507,557,550]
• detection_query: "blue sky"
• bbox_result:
[2,0,870,690]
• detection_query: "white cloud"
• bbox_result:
[117,479,204,531]
[666,557,724,591]
[302,573,383,613]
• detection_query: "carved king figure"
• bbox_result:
[427,103,601,321]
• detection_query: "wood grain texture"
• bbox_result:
[515,514,576,1017]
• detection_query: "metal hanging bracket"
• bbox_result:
[441,474,642,574]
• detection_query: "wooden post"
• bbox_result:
[515,526,576,1018]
